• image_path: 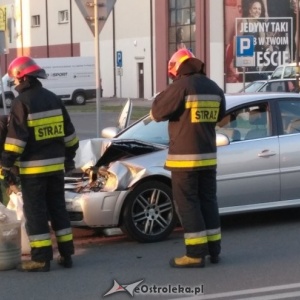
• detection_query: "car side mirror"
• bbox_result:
[216,133,230,147]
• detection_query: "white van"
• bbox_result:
[270,62,300,80]
[0,56,96,107]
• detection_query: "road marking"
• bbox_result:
[170,282,300,300]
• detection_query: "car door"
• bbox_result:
[216,101,280,212]
[277,99,300,202]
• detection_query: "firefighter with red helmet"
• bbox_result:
[150,49,226,268]
[1,56,79,272]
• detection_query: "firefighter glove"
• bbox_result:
[1,167,17,187]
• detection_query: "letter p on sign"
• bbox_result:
[236,36,254,57]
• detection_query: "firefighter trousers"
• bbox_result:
[171,169,221,258]
[21,173,74,262]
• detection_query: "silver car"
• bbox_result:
[240,79,298,93]
[65,93,300,243]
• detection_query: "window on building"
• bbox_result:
[31,15,40,27]
[168,0,195,57]
[58,10,69,24]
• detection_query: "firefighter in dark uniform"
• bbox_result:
[150,49,226,268]
[1,56,79,272]
[0,115,9,205]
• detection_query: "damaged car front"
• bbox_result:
[65,111,177,243]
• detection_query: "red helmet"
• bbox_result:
[8,56,46,79]
[168,48,195,78]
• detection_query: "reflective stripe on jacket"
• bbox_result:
[2,80,79,176]
[151,73,226,171]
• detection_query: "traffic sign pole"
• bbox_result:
[119,72,122,98]
[94,0,101,138]
[75,0,117,137]
[116,51,122,97]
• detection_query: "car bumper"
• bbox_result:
[65,190,130,228]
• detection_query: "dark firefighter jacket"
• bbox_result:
[1,78,79,176]
[0,115,8,157]
[151,58,226,171]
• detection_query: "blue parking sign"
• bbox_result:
[236,36,254,57]
[116,51,122,67]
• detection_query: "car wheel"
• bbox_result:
[72,92,86,105]
[121,180,176,243]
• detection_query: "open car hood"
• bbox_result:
[74,98,134,170]
[74,138,166,171]
[67,138,167,193]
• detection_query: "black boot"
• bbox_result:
[210,255,220,264]
[57,255,73,268]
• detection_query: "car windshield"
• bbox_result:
[116,115,169,145]
[270,67,283,79]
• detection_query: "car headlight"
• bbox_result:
[102,161,140,191]
[65,192,85,211]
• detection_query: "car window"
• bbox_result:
[271,67,283,79]
[270,82,285,92]
[278,100,300,135]
[244,81,265,92]
[259,82,283,92]
[287,80,297,92]
[260,80,297,93]
[216,103,270,141]
[117,115,169,145]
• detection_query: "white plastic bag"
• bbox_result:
[0,202,18,223]
[7,192,31,255]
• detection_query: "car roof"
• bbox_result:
[249,80,268,83]
[266,78,296,82]
[225,93,300,110]
[275,62,299,68]
[250,78,295,84]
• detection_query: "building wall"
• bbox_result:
[154,0,225,93]
[0,0,227,99]
[154,0,168,94]
[104,0,153,98]
[209,0,225,90]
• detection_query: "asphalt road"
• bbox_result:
[1,209,300,300]
[69,111,118,140]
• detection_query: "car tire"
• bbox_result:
[72,92,86,105]
[121,180,177,243]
